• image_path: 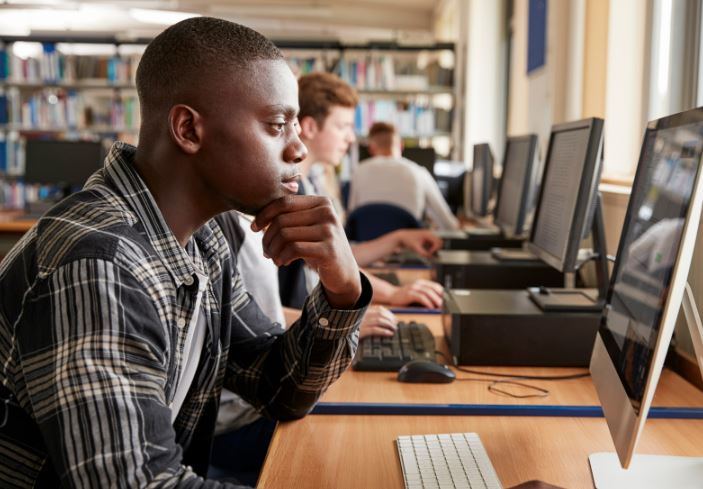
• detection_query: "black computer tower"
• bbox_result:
[434,250,565,289]
[442,289,601,366]
[438,230,524,251]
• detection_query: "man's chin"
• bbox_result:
[229,192,285,216]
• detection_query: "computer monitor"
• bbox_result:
[402,147,436,175]
[24,140,103,190]
[589,108,703,485]
[493,134,539,238]
[526,118,604,273]
[357,144,436,175]
[469,143,494,218]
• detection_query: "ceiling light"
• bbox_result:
[129,8,200,26]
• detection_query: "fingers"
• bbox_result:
[256,196,340,266]
[424,235,443,254]
[399,230,443,257]
[407,240,433,258]
[390,280,444,308]
[252,195,329,232]
[359,306,398,338]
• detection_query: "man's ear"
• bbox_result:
[299,115,320,140]
[168,104,203,154]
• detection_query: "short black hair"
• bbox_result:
[136,16,283,118]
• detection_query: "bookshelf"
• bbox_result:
[0,37,461,209]
[282,41,459,160]
[0,36,145,209]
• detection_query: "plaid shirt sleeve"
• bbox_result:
[224,270,371,420]
[16,257,249,488]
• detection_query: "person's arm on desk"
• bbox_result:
[351,229,442,267]
[367,273,444,309]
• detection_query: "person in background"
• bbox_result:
[349,121,461,231]
[278,72,445,319]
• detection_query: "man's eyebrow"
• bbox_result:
[266,104,299,118]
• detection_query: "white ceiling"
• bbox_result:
[0,0,451,43]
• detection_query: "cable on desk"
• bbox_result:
[435,350,590,397]
[435,350,590,381]
[451,376,550,399]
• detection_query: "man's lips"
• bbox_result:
[282,174,300,193]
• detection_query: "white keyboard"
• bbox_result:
[396,433,503,489]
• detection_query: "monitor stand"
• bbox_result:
[528,195,609,312]
[589,281,703,488]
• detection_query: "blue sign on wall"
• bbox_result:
[528,0,547,73]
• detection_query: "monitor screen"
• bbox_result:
[402,147,436,175]
[471,143,493,218]
[24,140,103,188]
[599,120,703,414]
[494,135,537,237]
[589,108,703,476]
[528,119,603,272]
[357,144,436,176]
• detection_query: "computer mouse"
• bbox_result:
[397,360,456,384]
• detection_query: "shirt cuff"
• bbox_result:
[304,272,372,340]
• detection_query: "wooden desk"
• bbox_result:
[259,309,703,487]
[322,313,703,408]
[258,414,703,489]
[0,212,34,261]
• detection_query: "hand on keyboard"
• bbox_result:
[352,321,436,371]
[388,279,444,309]
[359,306,398,338]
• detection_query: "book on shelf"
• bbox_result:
[1,86,139,132]
[0,134,24,176]
[1,42,137,85]
[337,55,396,90]
[354,100,445,138]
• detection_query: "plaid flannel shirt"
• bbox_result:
[0,142,369,488]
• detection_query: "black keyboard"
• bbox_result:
[384,251,431,267]
[372,271,401,285]
[352,321,436,371]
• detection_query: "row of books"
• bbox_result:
[337,56,397,90]
[286,57,328,77]
[0,137,23,176]
[0,88,140,131]
[0,180,24,209]
[354,100,452,137]
[0,181,50,209]
[0,44,137,84]
[337,57,453,91]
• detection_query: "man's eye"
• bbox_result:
[270,123,286,133]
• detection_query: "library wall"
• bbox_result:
[0,41,143,209]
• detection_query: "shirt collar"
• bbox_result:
[91,141,201,287]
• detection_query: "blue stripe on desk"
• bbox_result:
[390,307,442,315]
[367,264,433,270]
[310,403,703,419]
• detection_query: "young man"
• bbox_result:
[0,18,370,487]
[282,72,445,314]
[349,121,461,231]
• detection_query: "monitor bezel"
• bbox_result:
[23,139,104,187]
[526,118,604,273]
[493,134,539,238]
[471,143,494,218]
[589,107,703,469]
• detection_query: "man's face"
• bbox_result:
[194,59,307,214]
[304,106,356,166]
